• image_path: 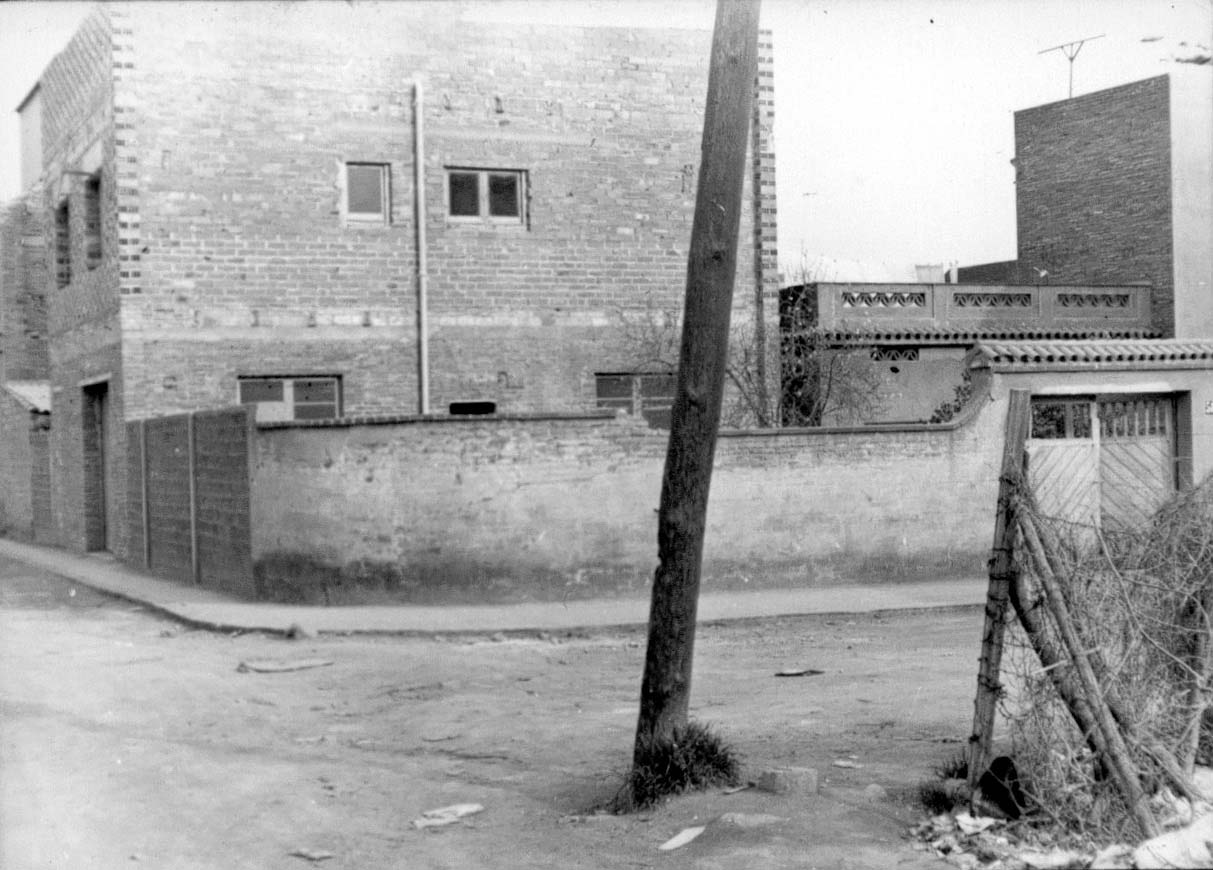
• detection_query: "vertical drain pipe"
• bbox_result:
[413,78,431,414]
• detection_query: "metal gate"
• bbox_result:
[1026,395,1175,532]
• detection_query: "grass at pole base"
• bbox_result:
[612,720,741,813]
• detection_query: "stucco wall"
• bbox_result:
[249,394,1001,603]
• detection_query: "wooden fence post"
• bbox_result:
[967,389,1031,789]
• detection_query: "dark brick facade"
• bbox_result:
[1014,76,1175,335]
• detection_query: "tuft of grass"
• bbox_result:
[917,750,971,815]
[932,750,968,781]
[613,720,740,812]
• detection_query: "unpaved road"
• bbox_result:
[0,553,967,869]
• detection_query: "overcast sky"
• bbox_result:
[1,0,1209,278]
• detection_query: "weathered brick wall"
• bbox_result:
[249,392,999,603]
[124,407,254,596]
[0,392,36,538]
[0,195,49,381]
[1014,76,1174,335]
[34,7,129,554]
[955,260,1030,285]
[107,2,774,419]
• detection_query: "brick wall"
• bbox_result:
[249,387,998,603]
[124,407,254,596]
[0,195,49,381]
[0,392,36,538]
[108,3,775,420]
[1014,76,1174,335]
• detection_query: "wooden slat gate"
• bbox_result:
[1026,395,1175,533]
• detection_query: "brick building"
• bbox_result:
[960,70,1213,339]
[791,69,1211,425]
[0,3,778,557]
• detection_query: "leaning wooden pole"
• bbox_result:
[967,389,1031,791]
[632,0,761,757]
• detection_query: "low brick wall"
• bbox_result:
[250,384,1000,603]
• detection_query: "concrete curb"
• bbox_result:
[0,538,987,636]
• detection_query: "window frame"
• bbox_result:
[53,199,71,288]
[343,162,391,225]
[238,375,343,422]
[444,167,528,225]
[594,371,676,429]
[84,173,102,270]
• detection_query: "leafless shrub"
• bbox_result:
[999,474,1213,841]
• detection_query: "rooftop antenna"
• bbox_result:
[1039,34,1105,98]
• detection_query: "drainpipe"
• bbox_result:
[413,78,431,415]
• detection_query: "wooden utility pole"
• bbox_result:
[967,390,1030,790]
[632,0,761,756]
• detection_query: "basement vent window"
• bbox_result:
[446,168,527,224]
[344,162,390,224]
[238,376,342,422]
[449,401,497,415]
[595,372,676,429]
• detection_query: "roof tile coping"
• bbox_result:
[968,339,1213,370]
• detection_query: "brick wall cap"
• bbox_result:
[255,410,621,430]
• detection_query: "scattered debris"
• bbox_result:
[412,803,485,830]
[1018,848,1089,869]
[657,825,705,851]
[721,782,753,795]
[954,812,997,836]
[863,783,888,802]
[236,658,334,674]
[420,734,460,743]
[755,767,818,796]
[288,848,334,862]
[1134,813,1213,869]
[285,622,316,640]
[1089,843,1134,869]
[831,759,861,769]
[774,668,824,677]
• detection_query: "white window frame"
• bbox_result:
[238,376,343,422]
[445,167,527,225]
[343,162,390,224]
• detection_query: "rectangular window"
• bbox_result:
[446,168,526,223]
[238,376,342,422]
[344,163,389,223]
[1030,398,1093,440]
[595,372,676,429]
[84,173,102,269]
[54,201,71,288]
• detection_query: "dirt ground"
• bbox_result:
[0,554,974,869]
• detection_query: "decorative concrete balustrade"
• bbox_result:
[800,283,1156,343]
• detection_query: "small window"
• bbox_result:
[344,163,389,223]
[84,174,102,269]
[54,201,71,288]
[1031,399,1093,440]
[239,376,342,422]
[595,372,676,429]
[446,168,526,223]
